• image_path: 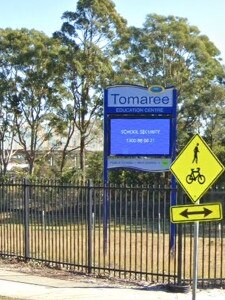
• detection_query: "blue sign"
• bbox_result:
[104,85,177,171]
[105,85,175,114]
[110,118,171,156]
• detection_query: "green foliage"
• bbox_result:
[60,167,83,182]
[0,28,66,175]
[1,4,225,183]
[53,0,128,172]
[109,169,170,186]
[85,151,103,181]
[115,14,225,148]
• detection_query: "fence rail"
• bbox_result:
[0,179,224,288]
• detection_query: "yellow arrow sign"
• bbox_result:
[170,203,223,223]
[170,134,224,203]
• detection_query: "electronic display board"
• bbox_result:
[109,118,171,156]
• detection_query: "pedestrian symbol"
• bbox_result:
[170,134,224,202]
[192,143,199,164]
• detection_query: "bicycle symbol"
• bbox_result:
[186,167,206,184]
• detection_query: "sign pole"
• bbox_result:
[103,88,109,255]
[192,201,199,300]
[170,175,177,253]
[170,91,177,253]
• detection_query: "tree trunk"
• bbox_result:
[79,134,86,181]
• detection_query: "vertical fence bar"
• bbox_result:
[177,189,183,284]
[157,185,161,281]
[151,185,155,282]
[92,186,96,272]
[118,185,122,278]
[220,221,224,286]
[18,180,23,257]
[124,185,128,279]
[98,184,102,276]
[129,185,133,279]
[134,186,138,280]
[108,184,112,276]
[23,179,30,261]
[87,180,93,274]
[208,222,212,280]
[140,186,143,281]
[162,185,166,283]
[145,186,150,281]
[214,222,217,286]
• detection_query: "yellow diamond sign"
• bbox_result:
[170,134,224,202]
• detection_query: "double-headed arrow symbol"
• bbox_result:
[171,203,222,223]
[180,207,212,219]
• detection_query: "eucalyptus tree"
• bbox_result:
[200,84,225,153]
[0,28,66,176]
[0,75,16,175]
[53,0,127,175]
[115,14,225,147]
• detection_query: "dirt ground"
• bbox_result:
[0,257,149,289]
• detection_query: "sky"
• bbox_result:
[0,0,224,62]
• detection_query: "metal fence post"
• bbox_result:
[177,189,183,284]
[24,179,30,261]
[87,179,93,274]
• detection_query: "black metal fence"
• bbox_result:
[0,179,224,288]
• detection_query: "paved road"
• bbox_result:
[0,269,224,300]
